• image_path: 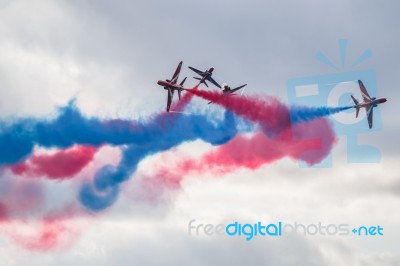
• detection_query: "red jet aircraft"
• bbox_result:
[351,80,387,129]
[188,66,221,88]
[208,83,247,104]
[157,61,187,112]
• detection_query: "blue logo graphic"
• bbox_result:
[352,225,384,236]
[286,39,383,167]
[225,221,282,241]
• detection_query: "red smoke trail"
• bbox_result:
[135,118,336,201]
[10,145,97,179]
[169,84,200,112]
[0,203,8,222]
[5,84,198,181]
[2,145,92,251]
[0,85,200,249]
[132,89,338,201]
[6,84,198,181]
[0,178,44,219]
[13,220,70,251]
[9,208,81,251]
[187,89,291,133]
[197,119,335,170]
[169,89,192,112]
[0,177,83,251]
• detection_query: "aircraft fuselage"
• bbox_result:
[157,80,184,90]
[199,67,214,83]
[356,98,387,108]
[222,84,232,93]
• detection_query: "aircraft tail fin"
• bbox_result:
[178,77,186,100]
[351,95,359,105]
[180,77,187,86]
[355,106,360,118]
[194,77,208,87]
[351,95,360,118]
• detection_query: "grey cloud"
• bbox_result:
[0,0,399,265]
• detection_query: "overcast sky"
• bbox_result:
[0,0,399,265]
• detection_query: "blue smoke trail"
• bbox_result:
[0,102,145,165]
[0,100,352,212]
[0,120,35,164]
[0,101,238,211]
[290,106,353,124]
[79,110,238,211]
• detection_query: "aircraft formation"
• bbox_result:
[157,61,246,112]
[157,61,387,129]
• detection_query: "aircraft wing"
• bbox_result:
[366,105,373,129]
[167,88,174,112]
[358,80,372,103]
[171,61,183,84]
[188,66,205,76]
[208,76,221,88]
[230,84,247,93]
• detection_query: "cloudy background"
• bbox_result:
[0,0,399,265]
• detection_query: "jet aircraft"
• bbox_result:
[157,61,187,112]
[208,83,247,104]
[188,66,221,88]
[351,80,387,129]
